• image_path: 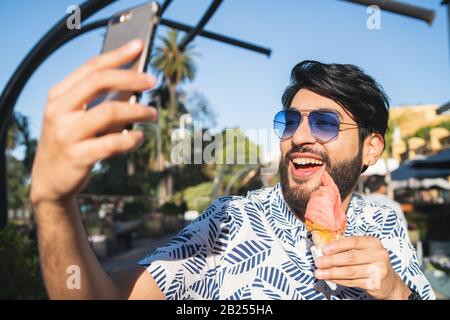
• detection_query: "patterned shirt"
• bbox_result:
[138,184,435,300]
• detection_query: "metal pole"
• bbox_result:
[178,0,223,51]
[340,0,435,25]
[161,18,271,56]
[160,0,174,15]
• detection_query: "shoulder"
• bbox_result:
[352,193,400,218]
[170,186,276,245]
[348,193,404,238]
[365,194,403,213]
[209,186,277,220]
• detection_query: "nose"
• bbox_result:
[291,115,317,146]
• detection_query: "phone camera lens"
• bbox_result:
[111,15,121,25]
[111,11,133,25]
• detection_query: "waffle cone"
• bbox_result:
[306,220,345,249]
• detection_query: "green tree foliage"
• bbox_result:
[7,112,36,172]
[175,181,213,212]
[6,112,36,211]
[187,91,217,129]
[0,225,47,299]
[382,118,395,159]
[219,129,263,196]
[6,156,29,210]
[412,120,450,141]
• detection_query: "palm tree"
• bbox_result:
[148,30,197,205]
[151,29,196,121]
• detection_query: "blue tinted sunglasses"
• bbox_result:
[273,109,360,143]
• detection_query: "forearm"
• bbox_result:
[34,199,120,299]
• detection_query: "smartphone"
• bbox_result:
[87,1,160,130]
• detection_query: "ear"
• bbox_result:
[362,133,384,167]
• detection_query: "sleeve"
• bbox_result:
[380,208,436,300]
[137,197,233,300]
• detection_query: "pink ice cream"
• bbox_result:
[305,171,346,234]
[306,171,346,291]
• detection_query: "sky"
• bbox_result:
[1,0,449,160]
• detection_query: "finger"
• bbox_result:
[322,236,379,255]
[58,69,155,112]
[324,278,369,290]
[67,102,157,142]
[48,39,145,101]
[315,248,375,268]
[73,130,145,166]
[315,265,372,280]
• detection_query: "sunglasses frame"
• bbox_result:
[273,108,360,143]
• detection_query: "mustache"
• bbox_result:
[284,145,330,166]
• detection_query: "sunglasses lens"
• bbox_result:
[309,111,340,142]
[273,111,300,139]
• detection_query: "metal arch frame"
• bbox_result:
[178,0,223,51]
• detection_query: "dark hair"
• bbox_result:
[365,174,386,192]
[282,60,389,144]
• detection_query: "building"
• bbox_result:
[389,104,450,162]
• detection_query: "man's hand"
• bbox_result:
[31,39,157,206]
[314,236,412,300]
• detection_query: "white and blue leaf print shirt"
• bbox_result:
[138,184,435,300]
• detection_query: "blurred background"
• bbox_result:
[0,0,449,299]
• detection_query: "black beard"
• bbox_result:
[279,145,363,221]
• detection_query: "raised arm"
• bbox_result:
[30,40,164,300]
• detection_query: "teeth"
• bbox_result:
[292,158,324,165]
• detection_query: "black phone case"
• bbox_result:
[87,1,160,115]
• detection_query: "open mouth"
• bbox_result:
[290,156,325,179]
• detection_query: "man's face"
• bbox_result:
[279,89,364,220]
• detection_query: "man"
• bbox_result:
[365,174,408,230]
[31,40,434,300]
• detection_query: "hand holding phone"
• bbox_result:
[31,39,157,205]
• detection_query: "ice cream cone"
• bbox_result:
[304,171,347,291]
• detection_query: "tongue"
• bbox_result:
[292,162,323,177]
[297,163,321,169]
